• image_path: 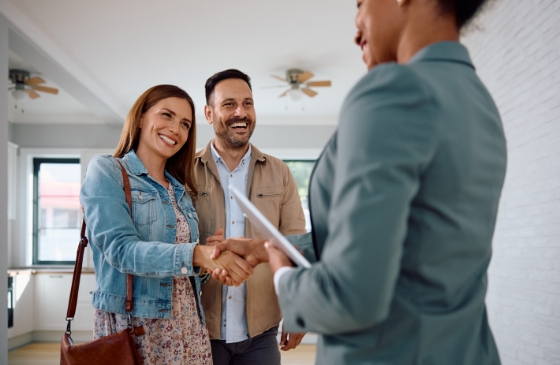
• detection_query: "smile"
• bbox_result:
[159,134,177,145]
[230,122,248,129]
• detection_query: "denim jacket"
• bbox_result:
[80,150,206,321]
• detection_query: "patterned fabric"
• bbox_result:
[93,183,213,365]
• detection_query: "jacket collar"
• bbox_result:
[122,149,184,192]
[196,141,266,165]
[122,150,148,176]
[408,41,474,70]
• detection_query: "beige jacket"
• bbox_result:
[192,142,306,339]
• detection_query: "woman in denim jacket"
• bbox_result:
[81,85,253,364]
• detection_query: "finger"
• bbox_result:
[294,333,305,348]
[211,268,221,281]
[286,333,299,350]
[280,328,287,346]
[214,228,224,236]
[226,260,253,284]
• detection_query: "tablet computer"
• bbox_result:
[229,185,312,268]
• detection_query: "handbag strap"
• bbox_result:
[66,160,134,322]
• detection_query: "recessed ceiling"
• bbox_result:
[2,0,367,124]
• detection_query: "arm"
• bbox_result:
[82,156,251,283]
[277,65,437,334]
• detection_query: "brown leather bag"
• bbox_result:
[60,161,145,365]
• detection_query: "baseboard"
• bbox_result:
[8,332,34,351]
[32,330,91,343]
[10,330,317,350]
[8,330,92,350]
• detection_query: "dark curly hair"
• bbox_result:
[437,0,491,28]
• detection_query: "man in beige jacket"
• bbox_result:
[193,69,307,365]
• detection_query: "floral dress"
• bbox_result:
[93,184,213,365]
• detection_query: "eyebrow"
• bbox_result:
[162,108,192,123]
[222,98,254,103]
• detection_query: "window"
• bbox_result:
[284,160,316,232]
[33,158,81,265]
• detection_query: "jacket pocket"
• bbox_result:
[254,186,283,199]
[131,190,157,226]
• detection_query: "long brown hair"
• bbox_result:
[113,84,198,197]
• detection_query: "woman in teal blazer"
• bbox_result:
[262,0,507,364]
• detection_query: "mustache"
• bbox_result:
[227,116,252,125]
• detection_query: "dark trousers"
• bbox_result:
[210,326,281,365]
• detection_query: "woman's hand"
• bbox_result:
[206,228,224,246]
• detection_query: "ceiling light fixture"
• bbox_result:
[287,88,303,101]
[11,86,27,102]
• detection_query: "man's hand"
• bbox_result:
[211,250,253,286]
[264,242,294,275]
[280,325,306,351]
[211,238,268,267]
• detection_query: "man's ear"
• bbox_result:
[204,105,213,124]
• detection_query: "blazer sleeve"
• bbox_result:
[286,232,317,263]
[278,64,438,334]
[81,156,200,277]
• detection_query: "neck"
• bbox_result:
[212,138,249,172]
[396,5,459,64]
[135,145,168,187]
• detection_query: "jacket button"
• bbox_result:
[296,317,305,328]
[181,267,188,274]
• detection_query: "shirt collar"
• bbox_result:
[210,141,252,169]
[122,149,183,192]
[408,41,475,70]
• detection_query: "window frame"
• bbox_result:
[32,157,81,265]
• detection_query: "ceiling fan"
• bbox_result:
[269,69,331,100]
[8,69,59,102]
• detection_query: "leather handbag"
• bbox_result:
[60,161,145,365]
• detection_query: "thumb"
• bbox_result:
[211,246,222,260]
[214,228,224,236]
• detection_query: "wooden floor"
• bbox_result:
[8,342,317,365]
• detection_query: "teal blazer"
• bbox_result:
[280,42,506,364]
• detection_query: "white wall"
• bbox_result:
[1,13,10,364]
[463,1,560,364]
[10,118,337,151]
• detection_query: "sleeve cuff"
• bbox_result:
[274,266,296,295]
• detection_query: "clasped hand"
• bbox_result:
[205,229,268,286]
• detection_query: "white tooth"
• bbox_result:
[160,135,176,145]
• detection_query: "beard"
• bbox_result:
[214,116,255,150]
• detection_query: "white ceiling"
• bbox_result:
[2,0,367,125]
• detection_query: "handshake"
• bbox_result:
[201,228,270,286]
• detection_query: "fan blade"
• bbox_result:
[32,85,59,94]
[25,76,46,86]
[271,75,286,82]
[27,89,41,99]
[297,71,314,83]
[302,88,318,98]
[279,89,290,98]
[306,80,331,87]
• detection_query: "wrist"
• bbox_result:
[193,245,215,270]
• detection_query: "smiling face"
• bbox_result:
[137,97,193,162]
[355,0,405,69]
[205,78,256,150]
